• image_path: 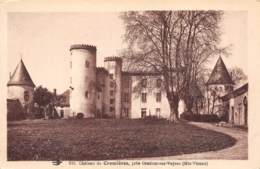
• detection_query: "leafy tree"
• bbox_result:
[120,11,224,122]
[33,86,53,108]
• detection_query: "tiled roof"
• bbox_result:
[104,56,122,62]
[221,83,248,101]
[206,57,234,85]
[70,44,96,52]
[7,59,35,87]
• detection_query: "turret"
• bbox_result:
[69,44,97,118]
[7,59,35,107]
[104,56,122,118]
[206,56,234,115]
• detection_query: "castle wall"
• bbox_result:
[104,58,122,118]
[7,85,34,107]
[96,69,109,117]
[130,76,171,119]
[121,74,132,118]
[70,46,96,118]
[228,92,248,126]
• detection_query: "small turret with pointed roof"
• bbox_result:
[206,56,234,85]
[7,59,35,87]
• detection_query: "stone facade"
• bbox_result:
[222,83,248,126]
[69,44,97,118]
[205,57,234,116]
[7,59,35,116]
[68,44,172,119]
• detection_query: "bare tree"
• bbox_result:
[120,11,223,122]
[229,66,247,85]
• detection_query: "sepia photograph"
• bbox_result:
[6,10,248,161]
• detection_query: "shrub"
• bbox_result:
[180,112,220,123]
[142,115,167,124]
[95,112,111,119]
[76,113,84,119]
[143,115,160,120]
[7,99,25,121]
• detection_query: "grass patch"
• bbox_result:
[8,119,236,160]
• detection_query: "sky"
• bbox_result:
[7,11,247,93]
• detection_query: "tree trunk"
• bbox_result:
[168,97,179,123]
[184,96,194,114]
[169,105,178,122]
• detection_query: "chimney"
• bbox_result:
[53,88,57,97]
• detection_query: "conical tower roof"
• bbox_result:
[7,59,35,87]
[206,56,234,85]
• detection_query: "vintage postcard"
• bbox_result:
[0,0,259,169]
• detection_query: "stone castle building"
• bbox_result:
[7,59,35,107]
[205,56,234,117]
[7,44,248,126]
[68,44,171,119]
[7,59,35,120]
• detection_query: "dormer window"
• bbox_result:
[142,79,147,88]
[156,79,162,88]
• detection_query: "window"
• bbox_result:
[141,93,147,103]
[110,90,114,96]
[219,86,223,92]
[156,92,162,102]
[125,108,129,118]
[85,60,89,68]
[124,93,129,102]
[85,91,89,98]
[123,80,130,88]
[141,108,147,118]
[142,79,147,88]
[110,107,114,112]
[97,94,100,99]
[24,91,29,102]
[156,79,162,88]
[110,99,114,104]
[109,74,114,79]
[156,108,161,117]
[110,81,114,88]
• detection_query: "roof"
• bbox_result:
[96,67,109,74]
[70,44,96,52]
[221,83,248,101]
[189,81,203,98]
[104,56,122,62]
[206,57,234,85]
[7,59,35,87]
[122,71,161,76]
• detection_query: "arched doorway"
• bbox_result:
[243,96,248,126]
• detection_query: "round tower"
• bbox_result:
[7,59,35,107]
[206,56,234,115]
[104,56,122,118]
[70,44,97,118]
